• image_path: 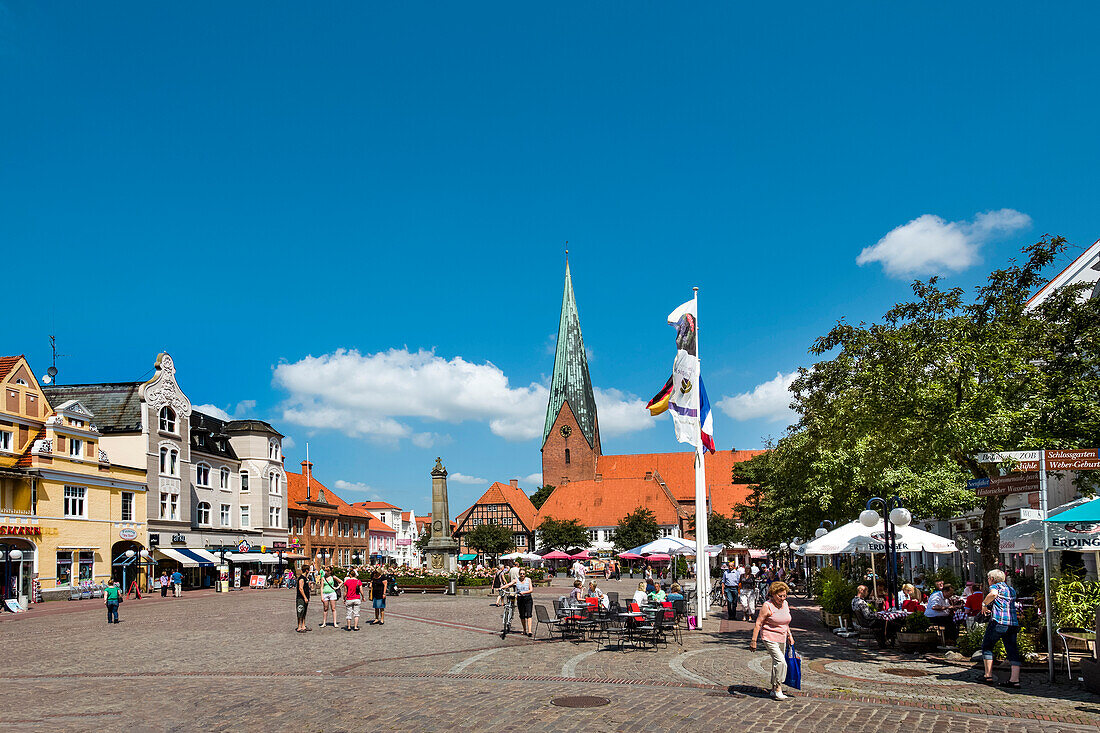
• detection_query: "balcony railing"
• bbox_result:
[0,507,35,516]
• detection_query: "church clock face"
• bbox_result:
[560,425,572,438]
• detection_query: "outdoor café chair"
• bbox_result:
[1056,626,1097,679]
[534,604,564,640]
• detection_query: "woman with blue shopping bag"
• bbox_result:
[749,581,797,700]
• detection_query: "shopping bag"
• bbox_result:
[687,615,698,630]
[784,645,802,690]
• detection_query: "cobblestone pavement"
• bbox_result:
[1,578,1097,732]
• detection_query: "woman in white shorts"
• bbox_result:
[319,566,338,627]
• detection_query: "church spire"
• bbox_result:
[543,257,600,448]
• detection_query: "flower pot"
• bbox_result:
[896,631,938,651]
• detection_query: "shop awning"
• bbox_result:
[458,553,478,561]
[154,548,215,567]
[226,552,281,564]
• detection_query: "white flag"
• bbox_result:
[667,299,696,325]
[669,349,700,448]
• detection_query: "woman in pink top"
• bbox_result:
[749,581,795,700]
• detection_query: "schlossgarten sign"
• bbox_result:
[1045,449,1100,471]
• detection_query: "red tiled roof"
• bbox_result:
[455,481,538,532]
[0,355,24,382]
[596,449,765,502]
[14,428,44,467]
[535,476,681,527]
[285,469,395,533]
[353,501,402,510]
[415,515,456,533]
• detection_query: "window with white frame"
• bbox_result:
[268,439,279,459]
[220,503,231,526]
[269,506,281,527]
[197,502,211,525]
[160,493,169,519]
[196,463,210,487]
[268,471,280,495]
[69,438,83,457]
[240,505,250,527]
[220,467,230,490]
[516,534,527,547]
[587,530,598,543]
[121,491,133,522]
[169,492,179,520]
[63,485,86,517]
[159,446,179,476]
[159,406,176,433]
[240,471,250,492]
[0,430,11,451]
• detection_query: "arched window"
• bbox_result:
[564,448,571,465]
[197,502,210,525]
[159,406,176,433]
[219,467,230,490]
[268,439,280,460]
[240,471,250,492]
[159,446,180,476]
[159,446,167,474]
[196,463,211,487]
[269,471,281,495]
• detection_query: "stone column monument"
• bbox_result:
[426,457,459,574]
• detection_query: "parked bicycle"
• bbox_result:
[500,591,517,639]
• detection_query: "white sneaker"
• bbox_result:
[771,689,787,700]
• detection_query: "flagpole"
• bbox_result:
[693,286,709,622]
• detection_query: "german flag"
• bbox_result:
[646,375,674,416]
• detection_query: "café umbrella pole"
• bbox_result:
[1040,450,1055,683]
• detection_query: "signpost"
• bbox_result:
[973,448,1099,682]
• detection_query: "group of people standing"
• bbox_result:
[295,564,389,633]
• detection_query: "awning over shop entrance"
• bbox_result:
[225,552,280,564]
[458,553,478,561]
[155,548,217,567]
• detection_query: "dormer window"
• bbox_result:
[195,433,205,447]
[14,378,27,386]
[159,406,176,433]
[70,418,85,428]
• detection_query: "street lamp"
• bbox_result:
[860,496,912,609]
[815,520,834,538]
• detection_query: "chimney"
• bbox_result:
[301,460,313,500]
[644,471,653,480]
[510,479,519,488]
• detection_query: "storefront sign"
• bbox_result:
[119,528,138,540]
[171,533,186,544]
[233,567,241,588]
[271,541,287,550]
[237,539,252,552]
[0,525,41,536]
[1046,449,1100,471]
[396,539,412,546]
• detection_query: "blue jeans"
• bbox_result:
[724,586,738,617]
[981,622,1021,665]
[106,601,119,623]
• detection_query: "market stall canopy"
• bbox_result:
[617,552,643,560]
[1046,497,1100,525]
[569,550,592,560]
[644,553,672,561]
[501,552,543,561]
[748,550,768,559]
[225,552,280,564]
[796,519,957,556]
[457,553,478,562]
[625,537,703,556]
[1000,498,1100,552]
[540,550,573,560]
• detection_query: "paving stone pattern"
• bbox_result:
[1,578,1097,732]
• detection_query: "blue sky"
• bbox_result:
[3,3,1099,515]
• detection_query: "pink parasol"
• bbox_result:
[570,550,591,560]
[541,550,573,560]
[617,552,642,560]
[644,553,672,561]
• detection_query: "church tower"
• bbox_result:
[542,257,601,486]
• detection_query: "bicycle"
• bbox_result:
[500,591,517,639]
[709,579,726,608]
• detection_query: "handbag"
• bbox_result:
[784,644,802,690]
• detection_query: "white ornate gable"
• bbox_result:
[139,353,192,417]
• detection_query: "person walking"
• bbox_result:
[170,569,183,598]
[979,569,1022,688]
[491,564,507,606]
[340,570,363,631]
[749,581,796,700]
[104,578,121,624]
[369,569,388,625]
[721,561,741,621]
[738,567,757,622]
[295,565,312,633]
[159,571,169,598]
[319,566,338,627]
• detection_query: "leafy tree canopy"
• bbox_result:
[537,516,589,551]
[529,484,556,510]
[612,507,659,551]
[464,522,514,556]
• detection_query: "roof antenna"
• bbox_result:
[40,335,66,385]
[565,242,569,264]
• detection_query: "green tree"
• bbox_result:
[536,516,589,550]
[414,526,432,555]
[612,507,659,551]
[529,484,556,509]
[788,236,1100,570]
[464,522,514,556]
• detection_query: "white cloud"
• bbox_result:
[449,472,488,485]
[281,436,296,450]
[233,400,257,417]
[333,479,382,501]
[193,403,231,421]
[272,347,653,445]
[521,472,543,487]
[718,371,799,423]
[856,209,1031,277]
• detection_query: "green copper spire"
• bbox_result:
[544,259,600,448]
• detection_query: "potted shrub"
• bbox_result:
[896,611,938,651]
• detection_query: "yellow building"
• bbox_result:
[0,356,148,604]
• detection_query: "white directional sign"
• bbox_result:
[1019,508,1044,521]
[974,450,1041,464]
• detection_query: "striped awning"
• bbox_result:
[154,548,217,567]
